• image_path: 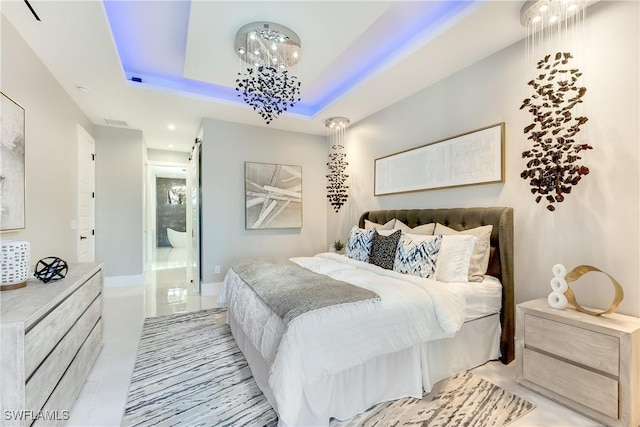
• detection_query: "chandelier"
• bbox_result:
[325,117,350,212]
[234,22,302,124]
[519,0,591,211]
[520,0,586,62]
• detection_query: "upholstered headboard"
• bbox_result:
[359,207,515,364]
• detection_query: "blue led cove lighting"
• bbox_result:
[103,1,478,119]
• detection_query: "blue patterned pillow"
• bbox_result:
[346,227,375,262]
[394,234,443,278]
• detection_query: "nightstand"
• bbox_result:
[516,298,640,427]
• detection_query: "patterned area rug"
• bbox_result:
[123,309,534,427]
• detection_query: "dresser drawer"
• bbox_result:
[34,319,102,427]
[25,296,102,412]
[24,271,102,377]
[0,263,103,427]
[523,347,618,419]
[524,314,619,376]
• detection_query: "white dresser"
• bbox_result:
[0,262,103,427]
[516,298,640,427]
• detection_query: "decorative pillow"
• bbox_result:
[395,220,436,235]
[394,234,442,279]
[346,226,375,262]
[369,230,401,270]
[365,218,396,230]
[434,223,493,282]
[436,234,477,283]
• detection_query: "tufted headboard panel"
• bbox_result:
[358,207,515,364]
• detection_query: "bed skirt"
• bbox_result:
[228,310,501,426]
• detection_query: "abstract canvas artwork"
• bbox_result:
[245,162,302,229]
[374,123,504,196]
[1,93,26,231]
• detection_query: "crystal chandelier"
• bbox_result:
[520,0,586,60]
[234,22,302,124]
[325,117,350,212]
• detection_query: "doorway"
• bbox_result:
[77,124,95,262]
[147,163,191,271]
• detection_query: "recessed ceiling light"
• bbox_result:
[168,144,174,148]
[76,86,91,94]
[168,124,176,131]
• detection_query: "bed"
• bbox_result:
[219,207,514,426]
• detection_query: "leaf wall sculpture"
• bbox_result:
[520,52,592,211]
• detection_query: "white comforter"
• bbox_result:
[218,253,467,426]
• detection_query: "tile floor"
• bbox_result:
[67,254,600,426]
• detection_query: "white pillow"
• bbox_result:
[365,218,396,230]
[434,223,493,282]
[403,232,436,243]
[435,234,477,283]
[395,220,435,235]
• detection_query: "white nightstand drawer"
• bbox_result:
[523,347,618,419]
[517,299,640,427]
[525,313,619,376]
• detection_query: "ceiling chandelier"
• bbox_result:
[519,0,590,212]
[234,22,302,124]
[325,117,350,212]
[520,0,586,59]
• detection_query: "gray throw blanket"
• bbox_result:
[232,258,380,325]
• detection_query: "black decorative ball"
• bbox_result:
[34,257,68,283]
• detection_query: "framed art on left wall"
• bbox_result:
[245,161,302,229]
[0,93,26,231]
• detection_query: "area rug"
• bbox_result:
[122,309,534,427]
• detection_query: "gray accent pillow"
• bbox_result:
[369,230,401,270]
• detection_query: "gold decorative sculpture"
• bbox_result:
[564,265,624,316]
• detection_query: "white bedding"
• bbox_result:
[447,274,502,321]
[218,252,500,426]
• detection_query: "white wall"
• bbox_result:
[330,1,639,316]
[200,118,327,283]
[0,15,93,264]
[94,125,145,278]
[147,148,190,163]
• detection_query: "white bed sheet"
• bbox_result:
[302,253,502,322]
[447,274,502,321]
[218,253,502,426]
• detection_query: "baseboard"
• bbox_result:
[201,281,223,296]
[104,274,144,287]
